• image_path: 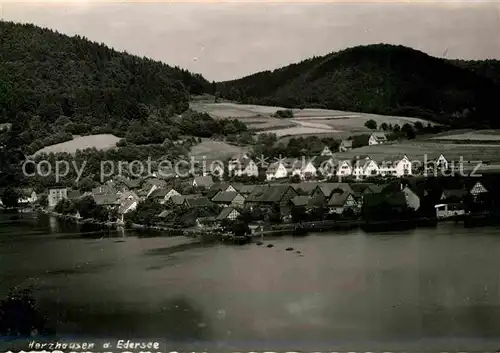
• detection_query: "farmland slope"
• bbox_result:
[217,44,500,128]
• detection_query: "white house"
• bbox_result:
[118,199,138,223]
[369,132,388,145]
[18,189,38,204]
[336,160,353,177]
[436,154,449,171]
[339,140,353,152]
[353,158,379,179]
[48,188,68,207]
[291,158,317,180]
[232,158,259,177]
[320,146,333,156]
[266,162,288,181]
[402,186,420,211]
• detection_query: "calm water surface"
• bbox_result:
[2,212,500,350]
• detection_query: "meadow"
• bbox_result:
[188,139,248,161]
[34,134,121,156]
[190,102,435,138]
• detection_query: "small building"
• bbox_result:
[184,196,213,209]
[192,176,214,189]
[230,158,259,178]
[368,132,388,145]
[327,192,357,214]
[118,199,138,223]
[149,188,181,204]
[339,140,353,152]
[290,159,317,180]
[216,207,241,221]
[434,203,465,219]
[48,188,68,207]
[93,194,120,210]
[320,146,334,156]
[353,158,379,180]
[469,181,488,200]
[211,191,246,208]
[265,161,288,181]
[18,188,37,204]
[336,160,353,177]
[402,185,421,211]
[313,156,336,178]
[245,185,298,216]
[143,178,168,198]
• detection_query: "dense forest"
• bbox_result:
[0,21,227,152]
[217,44,500,128]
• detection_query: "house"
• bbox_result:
[440,188,467,203]
[436,154,449,171]
[336,160,353,177]
[265,161,288,181]
[369,132,388,145]
[118,190,140,203]
[327,192,357,215]
[313,156,336,177]
[48,188,68,207]
[149,188,181,204]
[401,185,421,211]
[192,176,214,189]
[204,162,225,179]
[469,181,488,200]
[117,199,138,223]
[289,195,311,208]
[246,185,298,216]
[238,184,258,196]
[377,155,412,177]
[339,140,353,152]
[230,157,259,178]
[434,203,465,219]
[93,194,120,210]
[311,183,354,204]
[290,182,321,196]
[320,146,334,156]
[143,178,168,198]
[114,176,142,191]
[18,188,37,204]
[290,158,317,180]
[184,196,213,209]
[216,207,241,221]
[353,158,379,179]
[211,191,246,208]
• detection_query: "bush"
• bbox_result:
[365,119,377,130]
[274,109,294,119]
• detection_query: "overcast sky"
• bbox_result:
[1,1,499,81]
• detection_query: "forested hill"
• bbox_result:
[217,44,500,128]
[452,59,500,85]
[0,21,213,152]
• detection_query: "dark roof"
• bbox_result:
[350,183,375,196]
[314,183,353,198]
[67,190,83,200]
[185,196,213,208]
[290,195,310,207]
[290,182,320,195]
[216,207,240,220]
[20,188,34,197]
[149,188,177,199]
[239,185,259,194]
[93,194,119,206]
[115,176,141,189]
[169,195,186,205]
[212,191,241,203]
[246,185,297,203]
[193,176,214,188]
[364,191,407,208]
[441,188,467,200]
[144,178,167,189]
[328,192,352,207]
[312,155,334,168]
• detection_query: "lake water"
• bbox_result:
[2,212,500,351]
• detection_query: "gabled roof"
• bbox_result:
[193,176,214,188]
[212,191,242,203]
[216,207,240,220]
[93,194,119,206]
[118,199,137,215]
[115,176,141,189]
[314,183,353,198]
[340,140,353,147]
[246,185,297,203]
[20,188,35,197]
[169,195,186,205]
[239,185,258,194]
[328,192,352,207]
[266,161,284,174]
[185,196,213,208]
[371,132,388,140]
[290,182,320,195]
[290,195,310,207]
[441,188,467,200]
[313,155,334,168]
[350,183,376,196]
[149,188,177,199]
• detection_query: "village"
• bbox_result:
[7,130,499,239]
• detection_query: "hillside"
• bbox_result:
[0,21,216,154]
[217,44,500,128]
[453,59,500,85]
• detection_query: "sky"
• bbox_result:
[1,1,499,81]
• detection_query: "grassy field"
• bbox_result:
[190,102,436,138]
[430,130,500,142]
[332,140,500,163]
[188,139,248,161]
[34,134,121,156]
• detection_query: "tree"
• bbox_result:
[0,187,20,208]
[413,121,424,131]
[364,119,377,130]
[380,122,389,131]
[76,196,97,219]
[274,109,294,119]
[291,206,307,223]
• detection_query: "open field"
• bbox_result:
[191,102,437,138]
[431,130,500,142]
[332,141,500,163]
[188,139,248,161]
[34,134,121,156]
